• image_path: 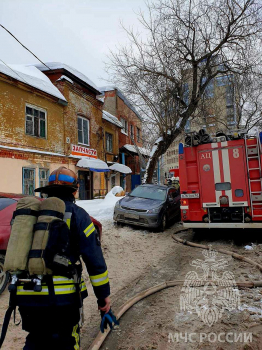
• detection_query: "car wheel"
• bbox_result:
[0,257,9,295]
[158,214,167,232]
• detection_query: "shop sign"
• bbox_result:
[71,145,97,158]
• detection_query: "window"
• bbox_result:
[120,117,128,134]
[137,127,141,142]
[235,189,244,197]
[0,198,16,211]
[78,116,89,145]
[39,169,49,188]
[201,77,214,98]
[105,132,113,152]
[130,125,134,139]
[25,105,46,138]
[185,119,191,133]
[215,182,231,191]
[226,84,234,106]
[23,168,35,195]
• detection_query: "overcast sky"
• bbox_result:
[0,0,147,87]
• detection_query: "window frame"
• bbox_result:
[22,167,35,195]
[120,117,128,135]
[39,168,49,188]
[78,116,90,146]
[105,132,113,153]
[25,104,47,139]
[130,124,134,139]
[215,182,231,191]
[136,127,141,142]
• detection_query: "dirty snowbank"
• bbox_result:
[76,187,123,222]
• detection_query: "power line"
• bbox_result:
[0,24,51,70]
[0,58,29,85]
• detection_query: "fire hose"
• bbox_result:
[89,227,262,350]
[171,227,262,272]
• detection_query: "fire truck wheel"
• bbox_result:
[0,256,9,295]
[158,214,167,232]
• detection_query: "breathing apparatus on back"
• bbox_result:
[4,167,79,293]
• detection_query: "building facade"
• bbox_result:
[99,87,145,192]
[35,63,123,199]
[0,64,69,195]
[0,63,122,198]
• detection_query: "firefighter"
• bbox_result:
[20,167,111,350]
[171,176,180,190]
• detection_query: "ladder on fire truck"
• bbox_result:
[244,132,262,218]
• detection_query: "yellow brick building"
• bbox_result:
[0,63,121,198]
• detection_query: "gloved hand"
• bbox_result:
[100,308,119,333]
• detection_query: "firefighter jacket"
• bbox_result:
[16,195,110,307]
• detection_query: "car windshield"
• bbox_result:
[129,186,167,201]
[0,198,16,211]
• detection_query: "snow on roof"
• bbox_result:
[123,144,149,156]
[99,85,116,92]
[99,86,142,121]
[33,62,101,94]
[56,75,73,84]
[0,64,67,102]
[102,111,123,128]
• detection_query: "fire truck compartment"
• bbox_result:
[208,207,244,222]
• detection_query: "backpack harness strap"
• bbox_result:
[38,210,64,219]
[12,209,39,220]
[28,250,43,258]
[33,222,49,232]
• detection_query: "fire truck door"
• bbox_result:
[198,144,249,207]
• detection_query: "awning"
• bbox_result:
[76,157,110,172]
[109,163,132,174]
[122,144,150,156]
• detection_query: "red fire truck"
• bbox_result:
[179,131,262,228]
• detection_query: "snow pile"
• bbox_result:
[76,187,124,222]
[109,186,124,196]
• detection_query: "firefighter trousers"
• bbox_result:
[23,324,80,350]
[19,305,80,350]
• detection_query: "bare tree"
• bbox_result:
[107,0,262,182]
